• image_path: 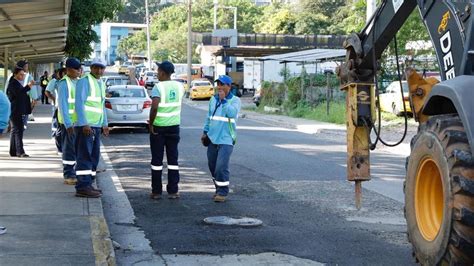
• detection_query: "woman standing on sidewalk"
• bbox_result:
[6,66,35,158]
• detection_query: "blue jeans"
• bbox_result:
[207,144,233,196]
[74,126,101,190]
[60,124,76,179]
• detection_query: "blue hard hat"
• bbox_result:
[215,75,232,86]
[65,58,81,69]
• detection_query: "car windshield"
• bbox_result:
[387,82,409,93]
[194,82,211,87]
[107,78,129,86]
[146,72,154,76]
[107,88,145,98]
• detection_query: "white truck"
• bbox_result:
[243,59,262,94]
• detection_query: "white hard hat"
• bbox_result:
[91,58,106,68]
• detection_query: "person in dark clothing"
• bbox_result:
[6,67,35,157]
[40,71,49,104]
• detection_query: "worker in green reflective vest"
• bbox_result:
[74,58,109,198]
[57,58,81,186]
[148,61,185,200]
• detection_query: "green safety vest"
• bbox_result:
[58,76,77,125]
[153,81,183,127]
[84,74,105,125]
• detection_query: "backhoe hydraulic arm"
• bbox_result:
[337,0,474,208]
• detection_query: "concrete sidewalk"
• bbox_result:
[0,105,115,265]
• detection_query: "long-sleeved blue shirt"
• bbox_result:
[203,92,241,145]
[0,90,11,133]
[57,77,78,128]
[74,75,108,128]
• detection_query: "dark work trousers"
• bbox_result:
[52,108,62,153]
[150,125,180,195]
[9,114,26,156]
[207,143,233,196]
[41,87,48,104]
[74,126,101,190]
[60,123,76,179]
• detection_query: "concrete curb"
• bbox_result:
[90,215,116,266]
[89,157,117,266]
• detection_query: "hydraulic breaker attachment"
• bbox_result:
[341,83,375,210]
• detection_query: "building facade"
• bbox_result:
[92,23,147,65]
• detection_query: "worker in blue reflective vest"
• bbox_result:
[201,75,241,202]
[74,58,109,198]
[57,58,81,186]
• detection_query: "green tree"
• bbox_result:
[66,0,123,60]
[294,12,331,35]
[117,31,147,59]
[254,5,297,34]
[299,0,346,18]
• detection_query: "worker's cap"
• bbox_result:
[156,61,175,74]
[91,58,106,68]
[215,75,232,86]
[16,60,28,69]
[65,58,81,70]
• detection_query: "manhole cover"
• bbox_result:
[203,216,263,227]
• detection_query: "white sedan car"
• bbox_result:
[105,85,151,129]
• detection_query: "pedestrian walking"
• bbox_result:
[40,71,49,104]
[58,59,82,185]
[201,75,241,202]
[74,58,109,198]
[0,89,10,235]
[148,61,185,200]
[6,66,35,157]
[46,68,66,154]
[139,76,145,87]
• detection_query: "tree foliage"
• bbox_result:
[116,0,432,64]
[66,0,123,60]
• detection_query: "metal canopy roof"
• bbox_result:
[213,47,299,57]
[0,0,72,64]
[261,48,346,63]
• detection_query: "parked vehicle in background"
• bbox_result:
[244,59,262,95]
[189,79,214,100]
[144,70,158,89]
[174,65,203,81]
[118,62,132,75]
[102,76,130,88]
[105,85,151,129]
[378,80,412,116]
[172,78,189,97]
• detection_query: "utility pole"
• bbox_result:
[145,0,152,69]
[187,0,192,92]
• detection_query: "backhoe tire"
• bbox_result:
[405,114,474,265]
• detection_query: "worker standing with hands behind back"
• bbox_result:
[57,58,81,185]
[74,58,109,198]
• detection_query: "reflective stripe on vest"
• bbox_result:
[57,76,77,124]
[85,74,105,125]
[153,82,183,127]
